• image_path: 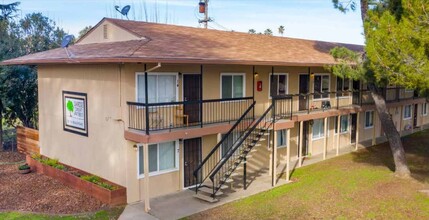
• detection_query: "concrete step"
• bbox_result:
[198,187,224,196]
[193,193,219,203]
[220,178,234,185]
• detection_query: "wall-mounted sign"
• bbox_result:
[63,91,88,136]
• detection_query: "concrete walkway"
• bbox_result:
[119,142,378,220]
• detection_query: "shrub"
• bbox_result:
[53,164,66,170]
[18,164,30,170]
[31,153,42,161]
[80,175,117,190]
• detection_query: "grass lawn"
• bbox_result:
[0,207,124,220]
[188,130,429,220]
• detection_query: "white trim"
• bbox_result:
[135,72,179,103]
[339,115,350,134]
[220,73,246,99]
[403,105,412,120]
[422,103,428,116]
[137,140,180,179]
[313,73,330,101]
[268,73,289,99]
[364,110,374,129]
[276,129,289,148]
[312,119,325,139]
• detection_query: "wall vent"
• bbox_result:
[103,24,108,39]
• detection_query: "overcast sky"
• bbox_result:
[6,0,364,45]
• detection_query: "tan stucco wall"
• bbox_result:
[38,65,127,186]
[77,20,140,45]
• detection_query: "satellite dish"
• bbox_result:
[61,35,74,48]
[115,5,131,20]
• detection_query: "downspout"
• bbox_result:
[146,62,162,72]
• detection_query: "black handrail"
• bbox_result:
[193,101,256,190]
[208,104,275,196]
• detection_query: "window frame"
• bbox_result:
[269,73,289,99]
[403,105,412,120]
[339,115,349,134]
[137,140,180,179]
[276,129,288,148]
[422,103,428,116]
[336,77,351,98]
[312,119,325,140]
[220,73,246,99]
[313,73,330,100]
[135,72,179,104]
[364,111,374,129]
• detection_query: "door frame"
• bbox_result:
[181,137,202,189]
[182,73,202,124]
[298,73,310,111]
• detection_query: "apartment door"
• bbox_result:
[299,75,309,111]
[351,113,357,144]
[183,138,202,188]
[302,121,309,156]
[352,80,360,105]
[183,74,201,124]
[414,104,418,128]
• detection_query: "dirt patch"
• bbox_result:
[0,161,105,214]
[0,151,25,163]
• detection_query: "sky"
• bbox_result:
[4,0,365,45]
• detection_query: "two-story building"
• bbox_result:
[3,18,428,205]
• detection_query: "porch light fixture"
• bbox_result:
[133,144,138,151]
[254,72,259,77]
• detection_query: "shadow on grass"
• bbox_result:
[350,129,429,183]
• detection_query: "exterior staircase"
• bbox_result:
[192,102,275,202]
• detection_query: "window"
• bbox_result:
[404,105,412,119]
[365,111,374,128]
[138,141,178,177]
[221,74,245,99]
[276,129,288,148]
[312,119,325,139]
[422,103,428,116]
[335,115,349,133]
[336,77,350,97]
[314,75,330,99]
[340,115,349,133]
[137,73,177,103]
[270,74,288,97]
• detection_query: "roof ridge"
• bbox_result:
[104,17,363,47]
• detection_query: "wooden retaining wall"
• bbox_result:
[17,126,40,155]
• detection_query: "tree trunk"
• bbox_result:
[0,109,3,151]
[368,83,411,178]
[360,0,368,23]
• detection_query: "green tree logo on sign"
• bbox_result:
[66,100,74,117]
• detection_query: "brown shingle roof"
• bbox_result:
[1,18,363,66]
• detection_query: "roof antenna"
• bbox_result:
[115,5,131,20]
[61,35,74,59]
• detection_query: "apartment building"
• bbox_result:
[3,18,427,204]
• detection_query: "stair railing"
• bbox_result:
[193,101,256,192]
[209,103,275,196]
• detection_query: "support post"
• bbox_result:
[200,65,203,128]
[355,112,360,150]
[144,64,149,135]
[272,129,277,186]
[372,112,377,146]
[143,143,150,212]
[243,157,247,190]
[323,117,328,160]
[286,128,291,182]
[298,121,304,167]
[336,115,340,156]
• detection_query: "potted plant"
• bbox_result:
[18,164,31,174]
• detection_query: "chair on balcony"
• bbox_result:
[175,106,189,127]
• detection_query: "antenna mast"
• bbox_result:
[198,0,211,28]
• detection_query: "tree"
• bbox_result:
[78,25,92,40]
[0,2,19,21]
[330,0,413,177]
[264,29,273,36]
[0,7,68,150]
[278,25,285,36]
[248,29,256,34]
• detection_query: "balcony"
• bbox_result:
[127,97,254,134]
[361,87,418,105]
